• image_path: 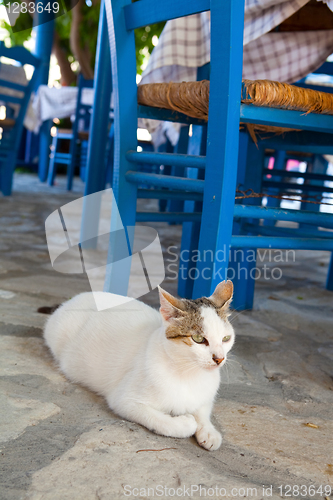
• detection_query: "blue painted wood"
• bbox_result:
[312,62,333,75]
[263,150,286,227]
[47,75,94,189]
[178,124,206,298]
[230,133,264,311]
[126,150,206,169]
[192,0,245,297]
[0,42,41,195]
[327,255,333,291]
[137,189,203,201]
[0,94,23,105]
[105,0,333,305]
[124,0,210,29]
[169,125,190,214]
[0,79,26,92]
[231,236,333,251]
[263,168,333,182]
[126,170,204,192]
[136,212,201,222]
[240,103,333,134]
[234,205,333,229]
[33,5,54,182]
[261,131,333,153]
[262,180,333,194]
[85,0,113,196]
[243,223,333,240]
[68,76,94,191]
[104,0,139,295]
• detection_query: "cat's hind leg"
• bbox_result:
[193,403,222,451]
[108,398,197,439]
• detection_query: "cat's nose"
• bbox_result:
[213,356,224,365]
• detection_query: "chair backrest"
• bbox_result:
[74,73,94,133]
[104,0,245,202]
[0,41,41,149]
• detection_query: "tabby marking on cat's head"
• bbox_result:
[158,281,235,370]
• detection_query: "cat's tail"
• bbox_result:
[37,305,60,315]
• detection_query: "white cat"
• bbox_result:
[44,280,235,451]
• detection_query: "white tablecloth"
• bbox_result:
[26,85,95,133]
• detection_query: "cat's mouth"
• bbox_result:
[206,358,226,370]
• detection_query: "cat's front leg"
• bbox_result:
[193,403,222,451]
[110,398,197,439]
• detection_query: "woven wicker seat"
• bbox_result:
[137,79,333,121]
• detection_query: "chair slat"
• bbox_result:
[243,223,333,240]
[137,188,203,201]
[125,170,204,192]
[124,0,210,30]
[126,150,206,169]
[231,236,333,251]
[0,79,26,92]
[263,168,333,182]
[262,180,333,194]
[240,104,333,134]
[0,93,23,105]
[0,44,41,68]
[136,212,202,222]
[234,204,333,229]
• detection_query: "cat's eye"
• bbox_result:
[222,335,231,342]
[191,333,207,344]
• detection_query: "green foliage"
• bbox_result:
[1,1,165,76]
[0,8,32,46]
[135,22,165,74]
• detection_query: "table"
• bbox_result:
[26,85,95,134]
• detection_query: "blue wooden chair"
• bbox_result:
[104,0,333,305]
[103,0,244,296]
[47,75,94,191]
[0,42,41,196]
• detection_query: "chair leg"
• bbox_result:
[178,124,206,298]
[105,124,115,187]
[0,151,16,196]
[67,137,78,191]
[230,133,264,311]
[192,0,245,299]
[168,126,189,214]
[300,155,328,228]
[158,139,173,213]
[47,135,59,186]
[263,150,287,226]
[326,253,333,291]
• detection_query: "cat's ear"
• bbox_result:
[209,280,233,309]
[158,286,187,323]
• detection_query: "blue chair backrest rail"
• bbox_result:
[0,41,41,195]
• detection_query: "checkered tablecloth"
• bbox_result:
[140,0,333,146]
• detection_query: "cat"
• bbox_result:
[43,280,235,451]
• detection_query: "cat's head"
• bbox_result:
[158,281,235,370]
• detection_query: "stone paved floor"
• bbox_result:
[0,174,333,500]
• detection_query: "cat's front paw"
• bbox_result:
[169,414,197,438]
[195,425,222,451]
